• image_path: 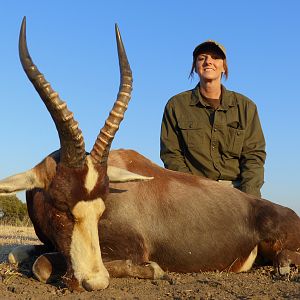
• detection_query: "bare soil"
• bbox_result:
[1,226,300,300]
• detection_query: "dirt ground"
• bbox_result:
[1,227,300,299]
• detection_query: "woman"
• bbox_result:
[160,40,266,197]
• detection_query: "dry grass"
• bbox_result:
[0,225,40,263]
[0,262,23,284]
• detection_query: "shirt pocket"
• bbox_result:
[178,120,204,149]
[227,127,245,157]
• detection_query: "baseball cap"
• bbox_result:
[193,40,226,59]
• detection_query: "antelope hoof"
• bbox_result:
[32,252,67,283]
[278,265,291,276]
[148,261,165,279]
[8,245,36,265]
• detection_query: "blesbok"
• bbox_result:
[1,18,300,292]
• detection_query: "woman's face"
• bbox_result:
[195,51,225,82]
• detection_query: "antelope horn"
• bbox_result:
[90,24,132,165]
[19,17,86,168]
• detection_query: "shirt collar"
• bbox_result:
[190,83,237,110]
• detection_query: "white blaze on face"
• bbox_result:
[70,157,109,290]
[85,156,99,193]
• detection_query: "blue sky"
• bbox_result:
[1,1,300,213]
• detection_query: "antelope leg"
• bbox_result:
[275,249,300,275]
[104,259,165,279]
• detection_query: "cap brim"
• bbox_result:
[193,42,226,59]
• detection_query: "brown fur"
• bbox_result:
[34,156,57,189]
[26,149,300,289]
[26,151,110,289]
[104,149,300,272]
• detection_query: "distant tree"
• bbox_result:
[0,194,30,225]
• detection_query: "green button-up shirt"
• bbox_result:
[160,84,266,197]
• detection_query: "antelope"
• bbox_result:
[1,17,300,292]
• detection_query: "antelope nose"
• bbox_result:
[82,273,110,291]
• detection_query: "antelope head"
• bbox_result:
[0,17,150,291]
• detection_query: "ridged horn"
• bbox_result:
[90,24,133,165]
[19,17,86,168]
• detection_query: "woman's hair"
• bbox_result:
[189,56,228,80]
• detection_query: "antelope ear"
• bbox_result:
[107,166,153,183]
[0,169,43,194]
[0,156,57,194]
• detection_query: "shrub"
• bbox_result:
[0,195,31,226]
